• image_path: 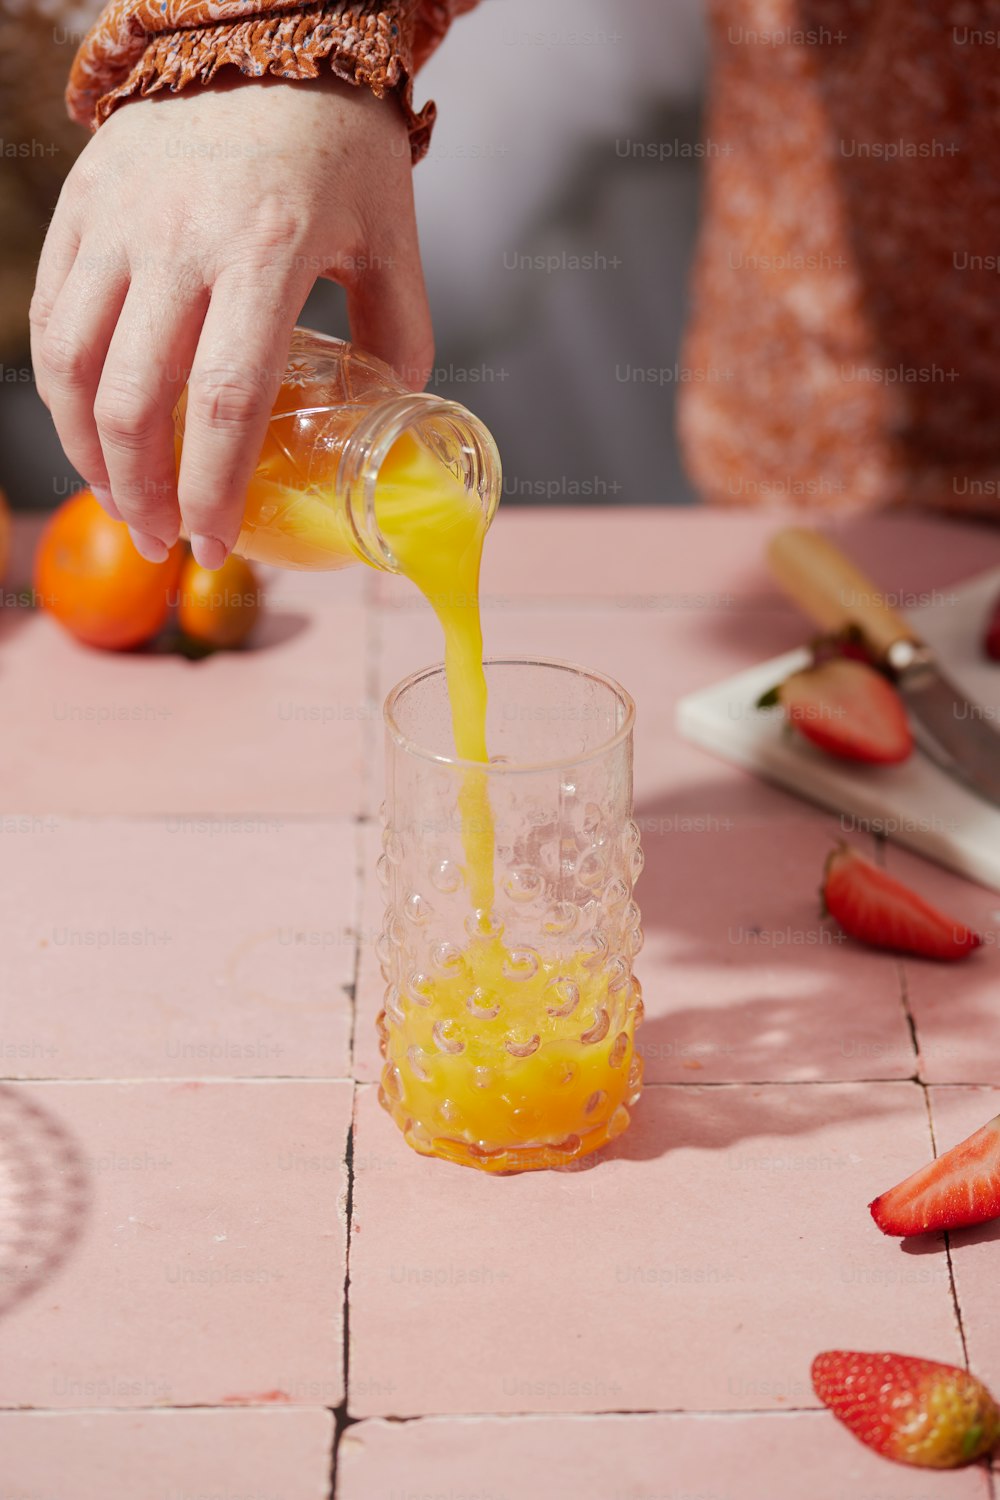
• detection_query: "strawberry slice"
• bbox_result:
[812,1349,1000,1468]
[822,844,982,961]
[760,658,912,764]
[984,589,1000,662]
[871,1112,1000,1236]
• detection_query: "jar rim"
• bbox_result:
[383,656,636,774]
[338,393,502,573]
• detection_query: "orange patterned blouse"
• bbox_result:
[65,1,479,161]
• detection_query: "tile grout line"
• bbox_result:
[0,1402,841,1418]
[328,580,382,1496]
[878,839,973,1374]
[303,1404,837,1423]
[923,1085,972,1373]
[330,1093,357,1500]
[343,820,366,1083]
[0,1075,937,1088]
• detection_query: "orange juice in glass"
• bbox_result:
[377,659,645,1172]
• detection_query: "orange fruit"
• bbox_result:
[176,551,260,649]
[34,490,182,650]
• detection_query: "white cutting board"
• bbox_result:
[676,567,1000,891]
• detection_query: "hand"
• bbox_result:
[31,74,433,565]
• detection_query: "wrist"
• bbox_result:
[67,3,436,161]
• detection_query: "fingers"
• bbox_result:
[92,275,209,559]
[32,239,129,515]
[343,217,435,392]
[176,268,307,564]
[30,200,80,406]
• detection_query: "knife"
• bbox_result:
[767,527,1000,808]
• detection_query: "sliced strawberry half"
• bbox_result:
[813,1349,1000,1468]
[822,844,982,961]
[761,658,912,764]
[871,1112,1000,1236]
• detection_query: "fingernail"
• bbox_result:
[91,483,122,520]
[128,527,170,564]
[191,534,228,570]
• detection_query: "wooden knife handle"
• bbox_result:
[767,527,920,660]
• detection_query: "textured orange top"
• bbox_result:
[65,1,479,160]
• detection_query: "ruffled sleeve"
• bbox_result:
[66,1,480,161]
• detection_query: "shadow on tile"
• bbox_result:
[218,609,310,655]
[0,1086,89,1319]
[612,1082,915,1165]
[150,610,311,660]
[897,1234,948,1258]
[633,989,915,1083]
[531,1081,919,1172]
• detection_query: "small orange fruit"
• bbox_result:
[176,551,260,649]
[34,490,182,650]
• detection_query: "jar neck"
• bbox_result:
[336,392,502,573]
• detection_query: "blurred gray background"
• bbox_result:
[0,0,707,511]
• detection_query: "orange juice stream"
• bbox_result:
[233,421,638,1168]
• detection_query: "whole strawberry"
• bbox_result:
[813,1350,1000,1468]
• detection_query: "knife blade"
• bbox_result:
[886,638,1000,808]
[768,528,1000,808]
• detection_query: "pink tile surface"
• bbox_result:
[0,597,371,817]
[925,1086,1000,1401]
[881,843,1000,1084]
[0,1081,351,1408]
[348,1080,959,1417]
[338,1412,993,1500]
[0,1409,334,1500]
[5,511,999,1497]
[0,818,357,1079]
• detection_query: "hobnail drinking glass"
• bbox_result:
[376,658,645,1172]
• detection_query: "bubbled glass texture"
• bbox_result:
[377,660,645,1172]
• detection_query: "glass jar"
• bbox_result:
[377,658,646,1172]
[173,326,501,573]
